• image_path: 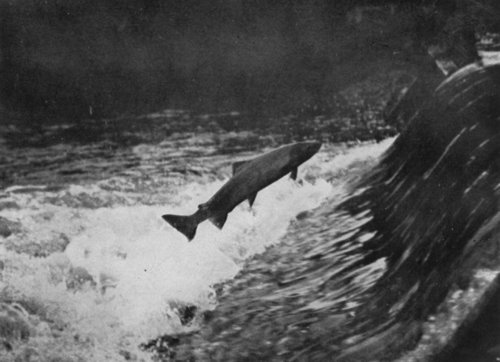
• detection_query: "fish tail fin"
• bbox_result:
[162,213,199,241]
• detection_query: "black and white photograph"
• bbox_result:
[1,1,500,361]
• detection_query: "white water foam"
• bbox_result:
[0,139,393,361]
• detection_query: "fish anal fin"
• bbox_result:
[209,213,228,229]
[290,167,298,180]
[248,192,257,207]
[232,160,250,175]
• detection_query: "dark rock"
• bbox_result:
[168,301,198,326]
[178,305,198,326]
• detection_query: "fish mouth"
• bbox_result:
[305,141,322,155]
[294,141,322,162]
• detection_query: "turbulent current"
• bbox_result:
[0,134,392,361]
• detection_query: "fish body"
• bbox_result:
[162,141,321,241]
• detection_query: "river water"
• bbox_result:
[2,63,500,362]
[0,122,394,361]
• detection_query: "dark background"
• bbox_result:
[0,0,499,123]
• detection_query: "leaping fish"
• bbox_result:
[162,141,322,241]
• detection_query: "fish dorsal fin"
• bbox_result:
[232,160,250,175]
[209,213,228,229]
[248,192,257,207]
[290,167,298,180]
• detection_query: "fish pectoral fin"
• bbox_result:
[209,213,228,229]
[248,192,258,207]
[290,167,298,180]
[232,160,250,175]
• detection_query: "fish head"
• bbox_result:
[291,141,322,164]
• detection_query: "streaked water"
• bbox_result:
[160,63,500,361]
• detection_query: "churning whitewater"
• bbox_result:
[0,139,393,361]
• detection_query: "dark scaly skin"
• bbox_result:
[199,142,321,224]
[163,141,321,239]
